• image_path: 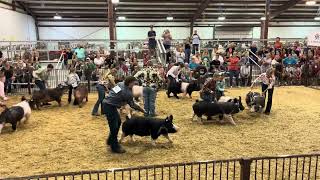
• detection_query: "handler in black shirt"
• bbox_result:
[1,62,14,94]
[102,76,145,153]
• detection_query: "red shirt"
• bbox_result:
[228,56,240,71]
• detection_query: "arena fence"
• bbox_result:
[2,153,319,180]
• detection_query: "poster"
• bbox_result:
[307,32,320,46]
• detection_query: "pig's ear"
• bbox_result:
[168,115,173,122]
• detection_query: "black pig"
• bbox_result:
[120,115,179,146]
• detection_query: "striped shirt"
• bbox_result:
[253,73,275,89]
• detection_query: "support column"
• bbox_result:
[261,0,271,45]
[190,22,194,37]
[35,21,40,40]
[12,0,16,11]
[108,0,116,58]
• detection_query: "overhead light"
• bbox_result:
[260,16,266,20]
[306,0,316,5]
[53,13,62,19]
[112,0,119,4]
[166,16,174,21]
[118,16,126,20]
[315,16,320,20]
[218,16,226,20]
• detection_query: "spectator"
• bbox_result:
[274,37,283,54]
[83,58,96,81]
[1,62,14,94]
[240,62,250,86]
[176,47,185,63]
[74,45,86,62]
[94,54,105,67]
[148,25,157,56]
[228,52,240,88]
[226,43,235,57]
[209,54,221,73]
[0,50,2,59]
[31,48,40,64]
[192,30,201,54]
[33,64,54,90]
[0,73,8,101]
[66,68,80,104]
[189,56,200,70]
[162,29,172,50]
[201,49,210,68]
[66,48,74,69]
[283,54,298,65]
[184,38,191,63]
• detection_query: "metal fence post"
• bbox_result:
[240,158,252,180]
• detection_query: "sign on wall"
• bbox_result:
[307,32,320,46]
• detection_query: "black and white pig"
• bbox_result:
[0,97,32,133]
[167,81,201,99]
[192,97,245,125]
[120,115,179,146]
[246,92,265,113]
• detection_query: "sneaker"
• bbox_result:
[111,146,126,154]
[43,102,51,106]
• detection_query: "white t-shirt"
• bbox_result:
[192,34,200,45]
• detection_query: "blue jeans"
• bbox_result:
[229,70,240,87]
[35,80,46,90]
[4,78,12,93]
[92,84,106,115]
[185,49,191,63]
[143,87,157,117]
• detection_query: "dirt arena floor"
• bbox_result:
[0,86,320,178]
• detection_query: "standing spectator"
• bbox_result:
[162,29,172,50]
[192,30,201,54]
[94,54,105,68]
[74,45,86,62]
[176,47,185,63]
[148,25,157,57]
[66,68,80,104]
[31,48,40,64]
[228,52,240,88]
[92,68,117,116]
[274,37,283,55]
[0,73,8,101]
[83,58,96,81]
[184,39,191,63]
[226,43,235,57]
[102,76,145,153]
[66,48,74,69]
[1,62,14,94]
[33,64,54,90]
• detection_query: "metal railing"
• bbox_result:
[2,153,319,180]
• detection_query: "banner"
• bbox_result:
[307,32,320,46]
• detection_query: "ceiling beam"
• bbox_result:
[190,0,212,24]
[270,0,304,19]
[16,1,36,19]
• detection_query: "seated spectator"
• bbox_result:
[94,54,105,67]
[176,47,185,64]
[189,56,200,70]
[283,54,298,65]
[201,49,210,68]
